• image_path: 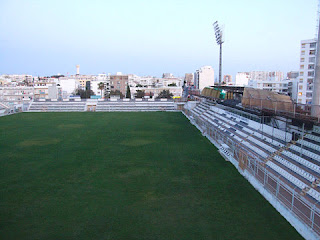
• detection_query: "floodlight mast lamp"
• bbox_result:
[213,21,224,86]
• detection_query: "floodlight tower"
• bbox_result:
[213,21,224,86]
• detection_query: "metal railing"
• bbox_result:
[241,97,320,123]
[183,108,320,236]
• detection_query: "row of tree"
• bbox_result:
[74,82,173,99]
[135,89,173,99]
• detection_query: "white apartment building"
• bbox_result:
[194,66,215,90]
[130,86,183,99]
[34,84,62,100]
[248,79,290,94]
[128,75,183,98]
[59,79,81,97]
[236,71,284,87]
[235,72,250,86]
[0,86,34,104]
[250,71,269,81]
[298,39,317,104]
[288,78,299,102]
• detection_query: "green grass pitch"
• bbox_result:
[0,112,302,240]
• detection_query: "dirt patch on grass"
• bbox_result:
[18,138,61,147]
[121,139,154,147]
[57,124,84,129]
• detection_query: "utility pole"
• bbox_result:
[213,21,224,86]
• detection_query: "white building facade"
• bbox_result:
[194,66,215,90]
[59,79,80,98]
[248,79,290,94]
[235,72,250,86]
[298,39,317,104]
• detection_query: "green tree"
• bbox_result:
[156,90,173,99]
[126,85,131,98]
[74,88,95,99]
[135,90,145,98]
[110,90,124,99]
[98,82,105,97]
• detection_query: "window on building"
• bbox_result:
[309,50,315,55]
[308,71,315,77]
[310,43,317,48]
[301,50,305,55]
[307,79,313,84]
[299,85,303,90]
[307,86,313,91]
[300,65,304,69]
[301,58,305,62]
[308,64,315,69]
[301,43,306,48]
[298,92,302,96]
[299,78,303,83]
[300,72,304,76]
[309,57,316,63]
[306,93,312,98]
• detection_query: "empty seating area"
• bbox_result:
[28,100,176,112]
[96,101,176,112]
[203,108,280,159]
[190,102,212,117]
[29,101,86,112]
[188,100,320,203]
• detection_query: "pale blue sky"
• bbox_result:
[0,0,318,78]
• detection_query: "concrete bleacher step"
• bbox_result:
[189,101,320,204]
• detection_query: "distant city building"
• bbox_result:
[235,72,250,86]
[64,75,95,89]
[235,71,284,87]
[129,75,182,99]
[250,71,269,82]
[248,79,290,94]
[162,73,174,78]
[0,86,34,104]
[184,73,194,86]
[0,71,184,100]
[223,75,232,85]
[59,79,80,97]
[298,39,317,104]
[267,71,284,81]
[287,71,299,79]
[285,71,299,102]
[287,77,299,102]
[194,66,214,90]
[110,75,129,96]
[249,71,284,82]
